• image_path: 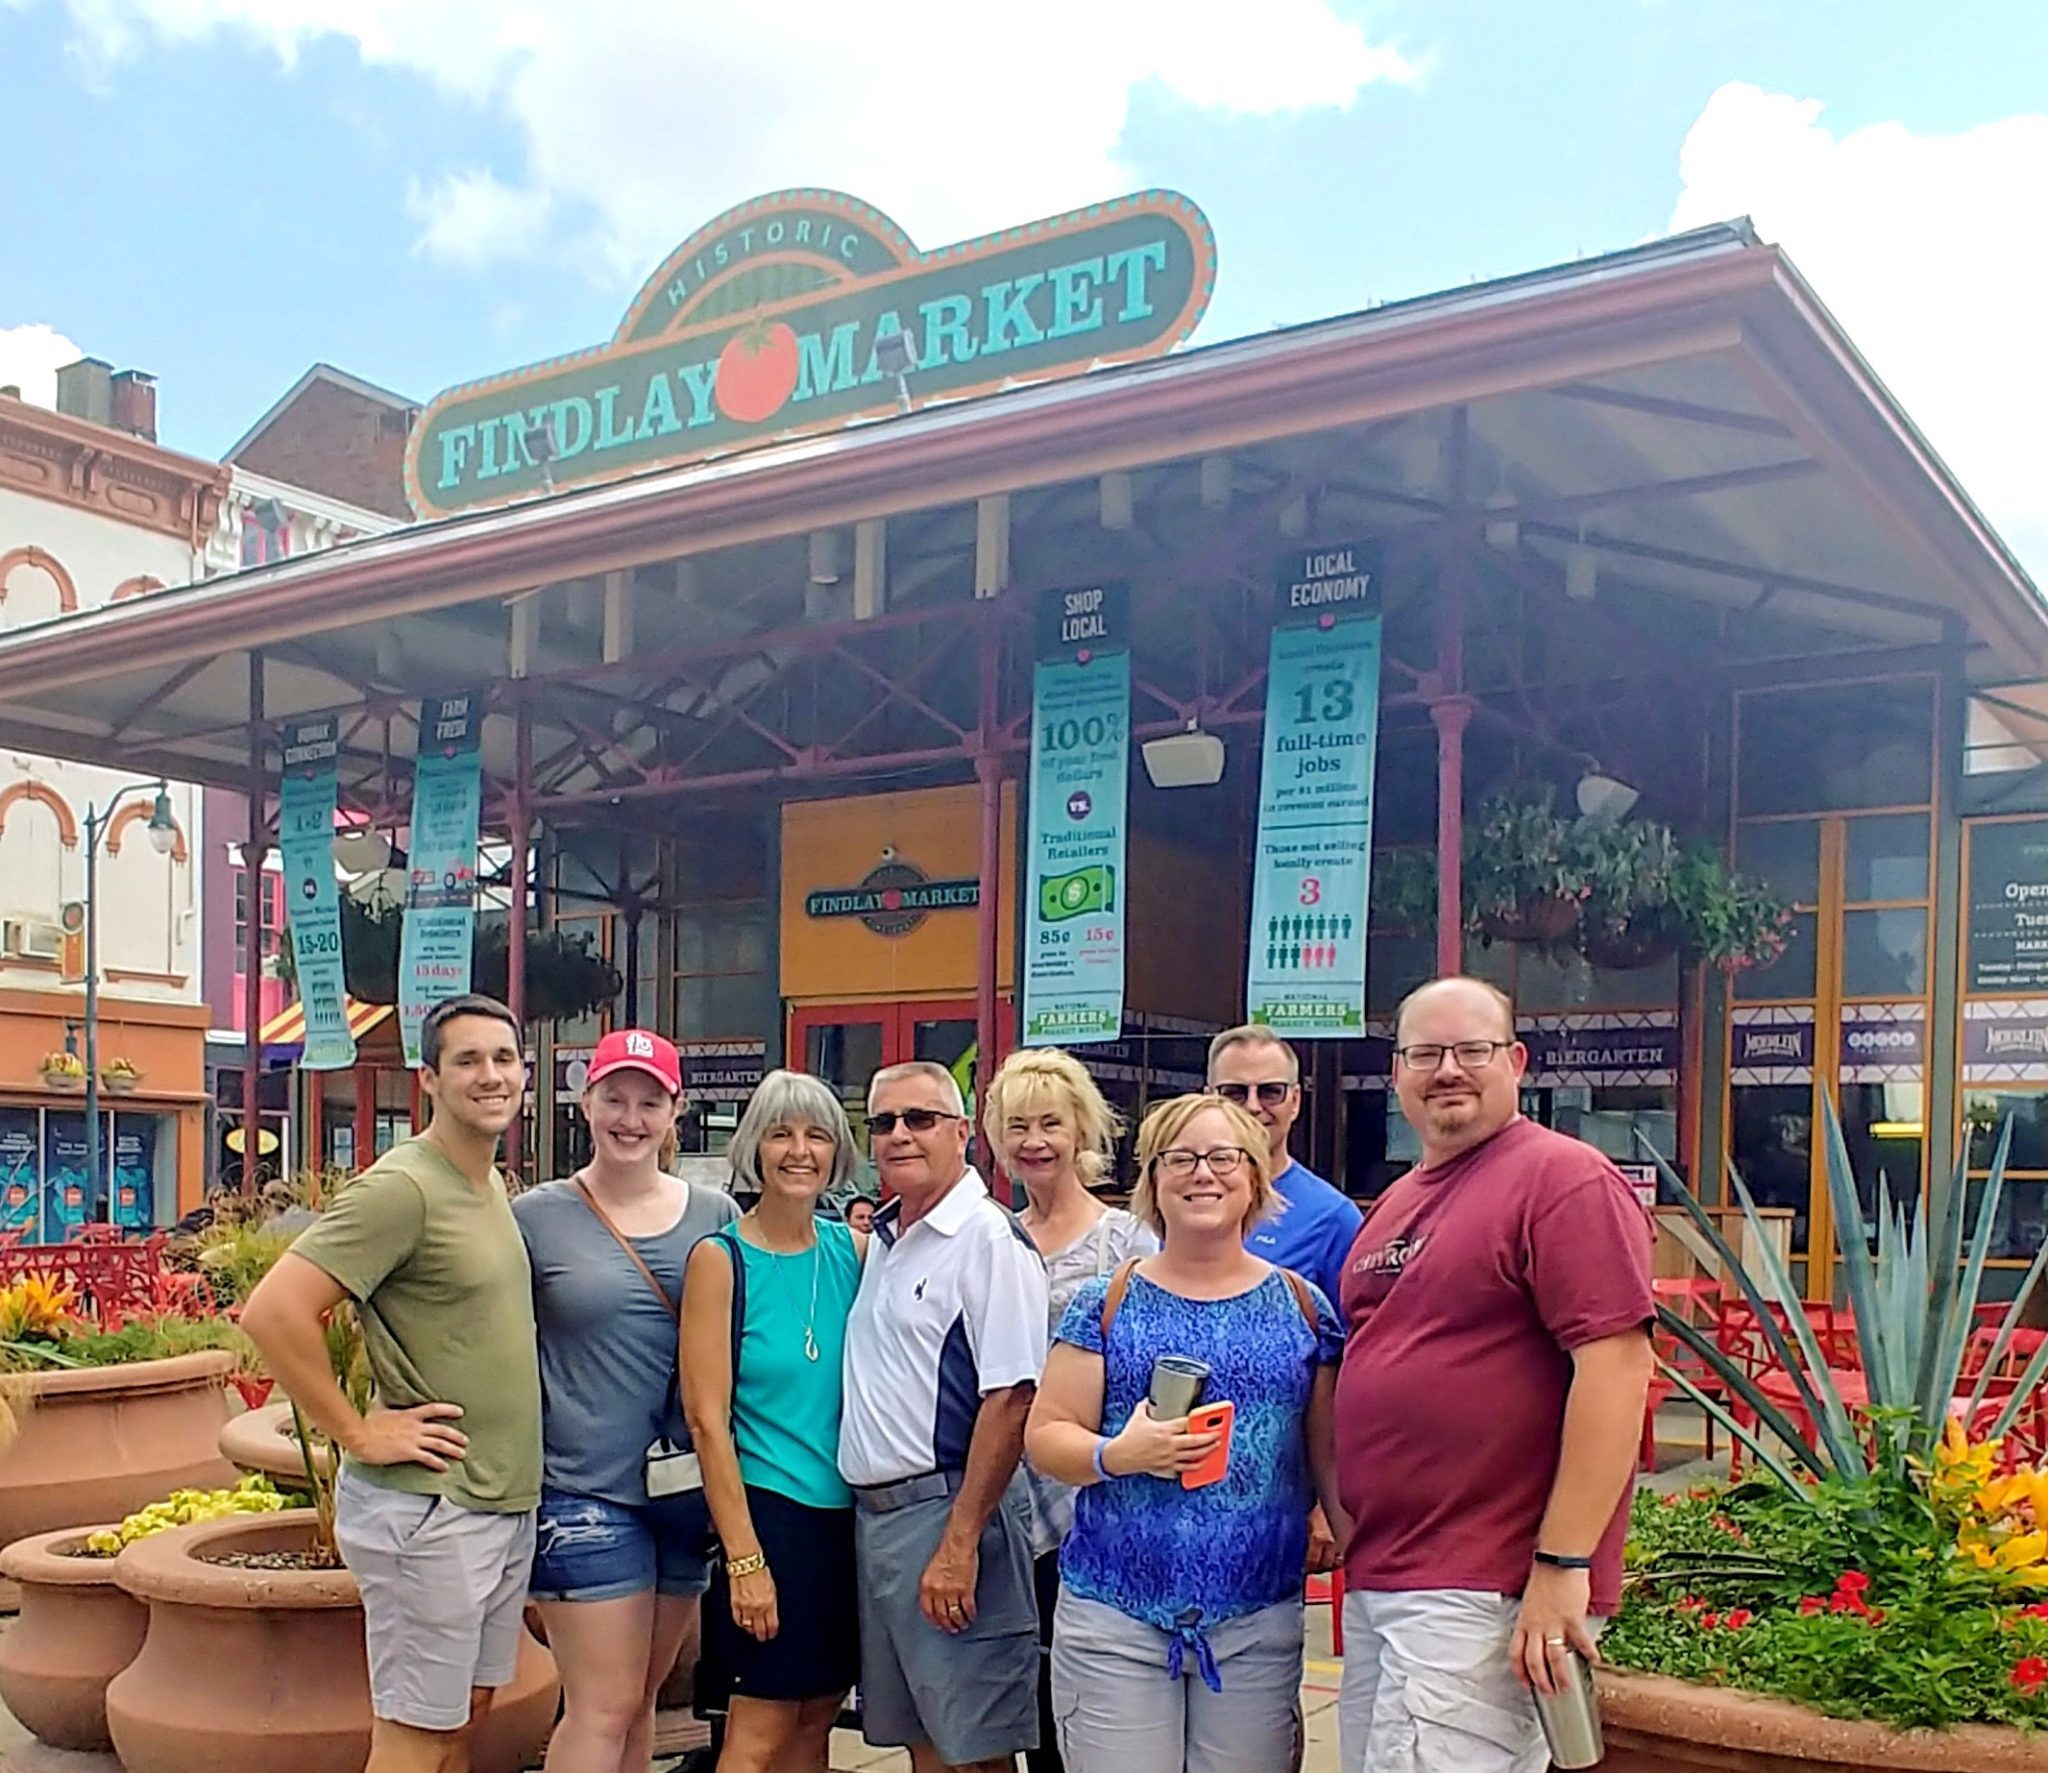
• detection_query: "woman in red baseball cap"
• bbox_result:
[512,1029,741,1773]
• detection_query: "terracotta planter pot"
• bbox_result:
[1477,894,1579,944]
[1599,1669,2048,1771]
[106,1511,558,1773]
[216,1399,330,1486]
[0,1525,145,1753]
[0,1353,239,1564]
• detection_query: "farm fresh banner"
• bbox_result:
[278,717,355,1071]
[398,692,485,1067]
[1023,585,1130,1046]
[1246,545,1382,1037]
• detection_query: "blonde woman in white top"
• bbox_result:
[985,1046,1157,1773]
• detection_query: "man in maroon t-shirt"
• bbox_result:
[1335,976,1653,1773]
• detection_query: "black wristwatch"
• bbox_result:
[1533,1550,1593,1570]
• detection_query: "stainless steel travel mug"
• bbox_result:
[1533,1648,1604,1769]
[1147,1354,1209,1418]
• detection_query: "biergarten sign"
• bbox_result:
[406,188,1217,518]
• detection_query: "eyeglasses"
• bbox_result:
[1154,1146,1251,1178]
[1211,1081,1293,1108]
[1393,1040,1514,1070]
[868,1108,967,1136]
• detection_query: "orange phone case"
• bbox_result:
[1181,1401,1235,1489]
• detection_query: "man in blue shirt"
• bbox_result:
[1207,1025,1364,1314]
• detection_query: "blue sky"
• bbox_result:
[2,0,2044,570]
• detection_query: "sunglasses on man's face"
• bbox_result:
[868,1108,966,1136]
[1212,1081,1293,1108]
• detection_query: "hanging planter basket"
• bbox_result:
[1477,895,1581,945]
[1581,921,1681,971]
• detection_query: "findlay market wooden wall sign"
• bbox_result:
[405,188,1217,518]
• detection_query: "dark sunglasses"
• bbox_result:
[868,1108,966,1136]
[1212,1081,1293,1108]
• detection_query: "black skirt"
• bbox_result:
[698,1485,859,1707]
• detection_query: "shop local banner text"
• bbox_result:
[278,717,355,1070]
[1023,585,1129,1045]
[1247,546,1381,1036]
[399,693,485,1067]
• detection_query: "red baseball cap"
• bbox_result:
[585,1029,683,1096]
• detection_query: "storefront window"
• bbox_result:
[1733,912,1818,1002]
[1730,1084,1814,1254]
[0,1104,174,1238]
[1845,813,1931,902]
[1841,908,1928,997]
[1736,819,1822,905]
[1737,680,1934,816]
[1967,1093,2048,1172]
[1840,1081,1925,1242]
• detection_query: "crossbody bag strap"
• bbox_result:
[1098,1255,1143,1340]
[711,1225,748,1384]
[1279,1267,1318,1334]
[572,1177,679,1321]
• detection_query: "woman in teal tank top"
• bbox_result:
[682,1070,867,1772]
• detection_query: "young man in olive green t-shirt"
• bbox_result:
[244,994,541,1773]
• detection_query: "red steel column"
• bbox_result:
[974,607,1003,1164]
[1432,410,1472,981]
[241,653,267,1190]
[507,696,533,1176]
[353,1065,376,1171]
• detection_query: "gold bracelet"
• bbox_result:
[725,1551,768,1578]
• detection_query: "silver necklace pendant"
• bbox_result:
[803,1326,819,1362]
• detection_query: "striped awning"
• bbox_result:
[258,997,393,1050]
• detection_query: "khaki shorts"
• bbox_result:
[334,1466,537,1731]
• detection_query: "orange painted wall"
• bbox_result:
[781,786,1017,1002]
[0,986,210,1216]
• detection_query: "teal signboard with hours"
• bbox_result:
[1245,545,1382,1036]
[1024,585,1130,1045]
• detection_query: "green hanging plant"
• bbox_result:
[276,902,621,1023]
[1463,785,1589,945]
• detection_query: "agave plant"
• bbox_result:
[1645,1099,2048,1497]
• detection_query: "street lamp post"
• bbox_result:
[82,780,178,1222]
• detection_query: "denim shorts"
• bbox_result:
[529,1485,715,1603]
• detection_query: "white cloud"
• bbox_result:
[1671,82,2048,583]
[0,323,85,407]
[404,169,553,268]
[30,0,1420,278]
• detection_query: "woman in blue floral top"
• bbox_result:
[1025,1092,1348,1773]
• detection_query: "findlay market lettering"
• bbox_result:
[431,249,1166,494]
[409,190,1214,517]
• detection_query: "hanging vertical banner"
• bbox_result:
[1023,584,1131,1046]
[0,1107,38,1238]
[42,1110,92,1241]
[278,716,356,1071]
[111,1114,156,1232]
[1246,543,1382,1036]
[399,691,486,1066]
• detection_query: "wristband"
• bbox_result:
[725,1551,767,1578]
[1091,1436,1115,1482]
[1533,1550,1593,1570]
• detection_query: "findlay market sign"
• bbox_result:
[406,188,1217,518]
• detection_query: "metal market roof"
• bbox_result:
[0,218,2038,801]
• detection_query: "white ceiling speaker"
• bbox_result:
[1576,771,1640,822]
[1142,725,1226,789]
[332,826,392,875]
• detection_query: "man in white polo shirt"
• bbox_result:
[840,1059,1050,1773]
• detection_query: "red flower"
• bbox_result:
[1799,1597,1824,1615]
[1725,1609,1754,1630]
[1836,1571,1871,1594]
[1699,1611,1720,1630]
[1677,1595,1705,1612]
[2011,1657,2048,1695]
[2023,1604,2048,1620]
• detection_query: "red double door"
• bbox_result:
[787,998,1010,1175]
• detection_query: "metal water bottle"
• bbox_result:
[1533,1648,1604,1768]
[1147,1355,1209,1419]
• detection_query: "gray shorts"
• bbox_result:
[853,1472,1038,1764]
[334,1466,538,1732]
